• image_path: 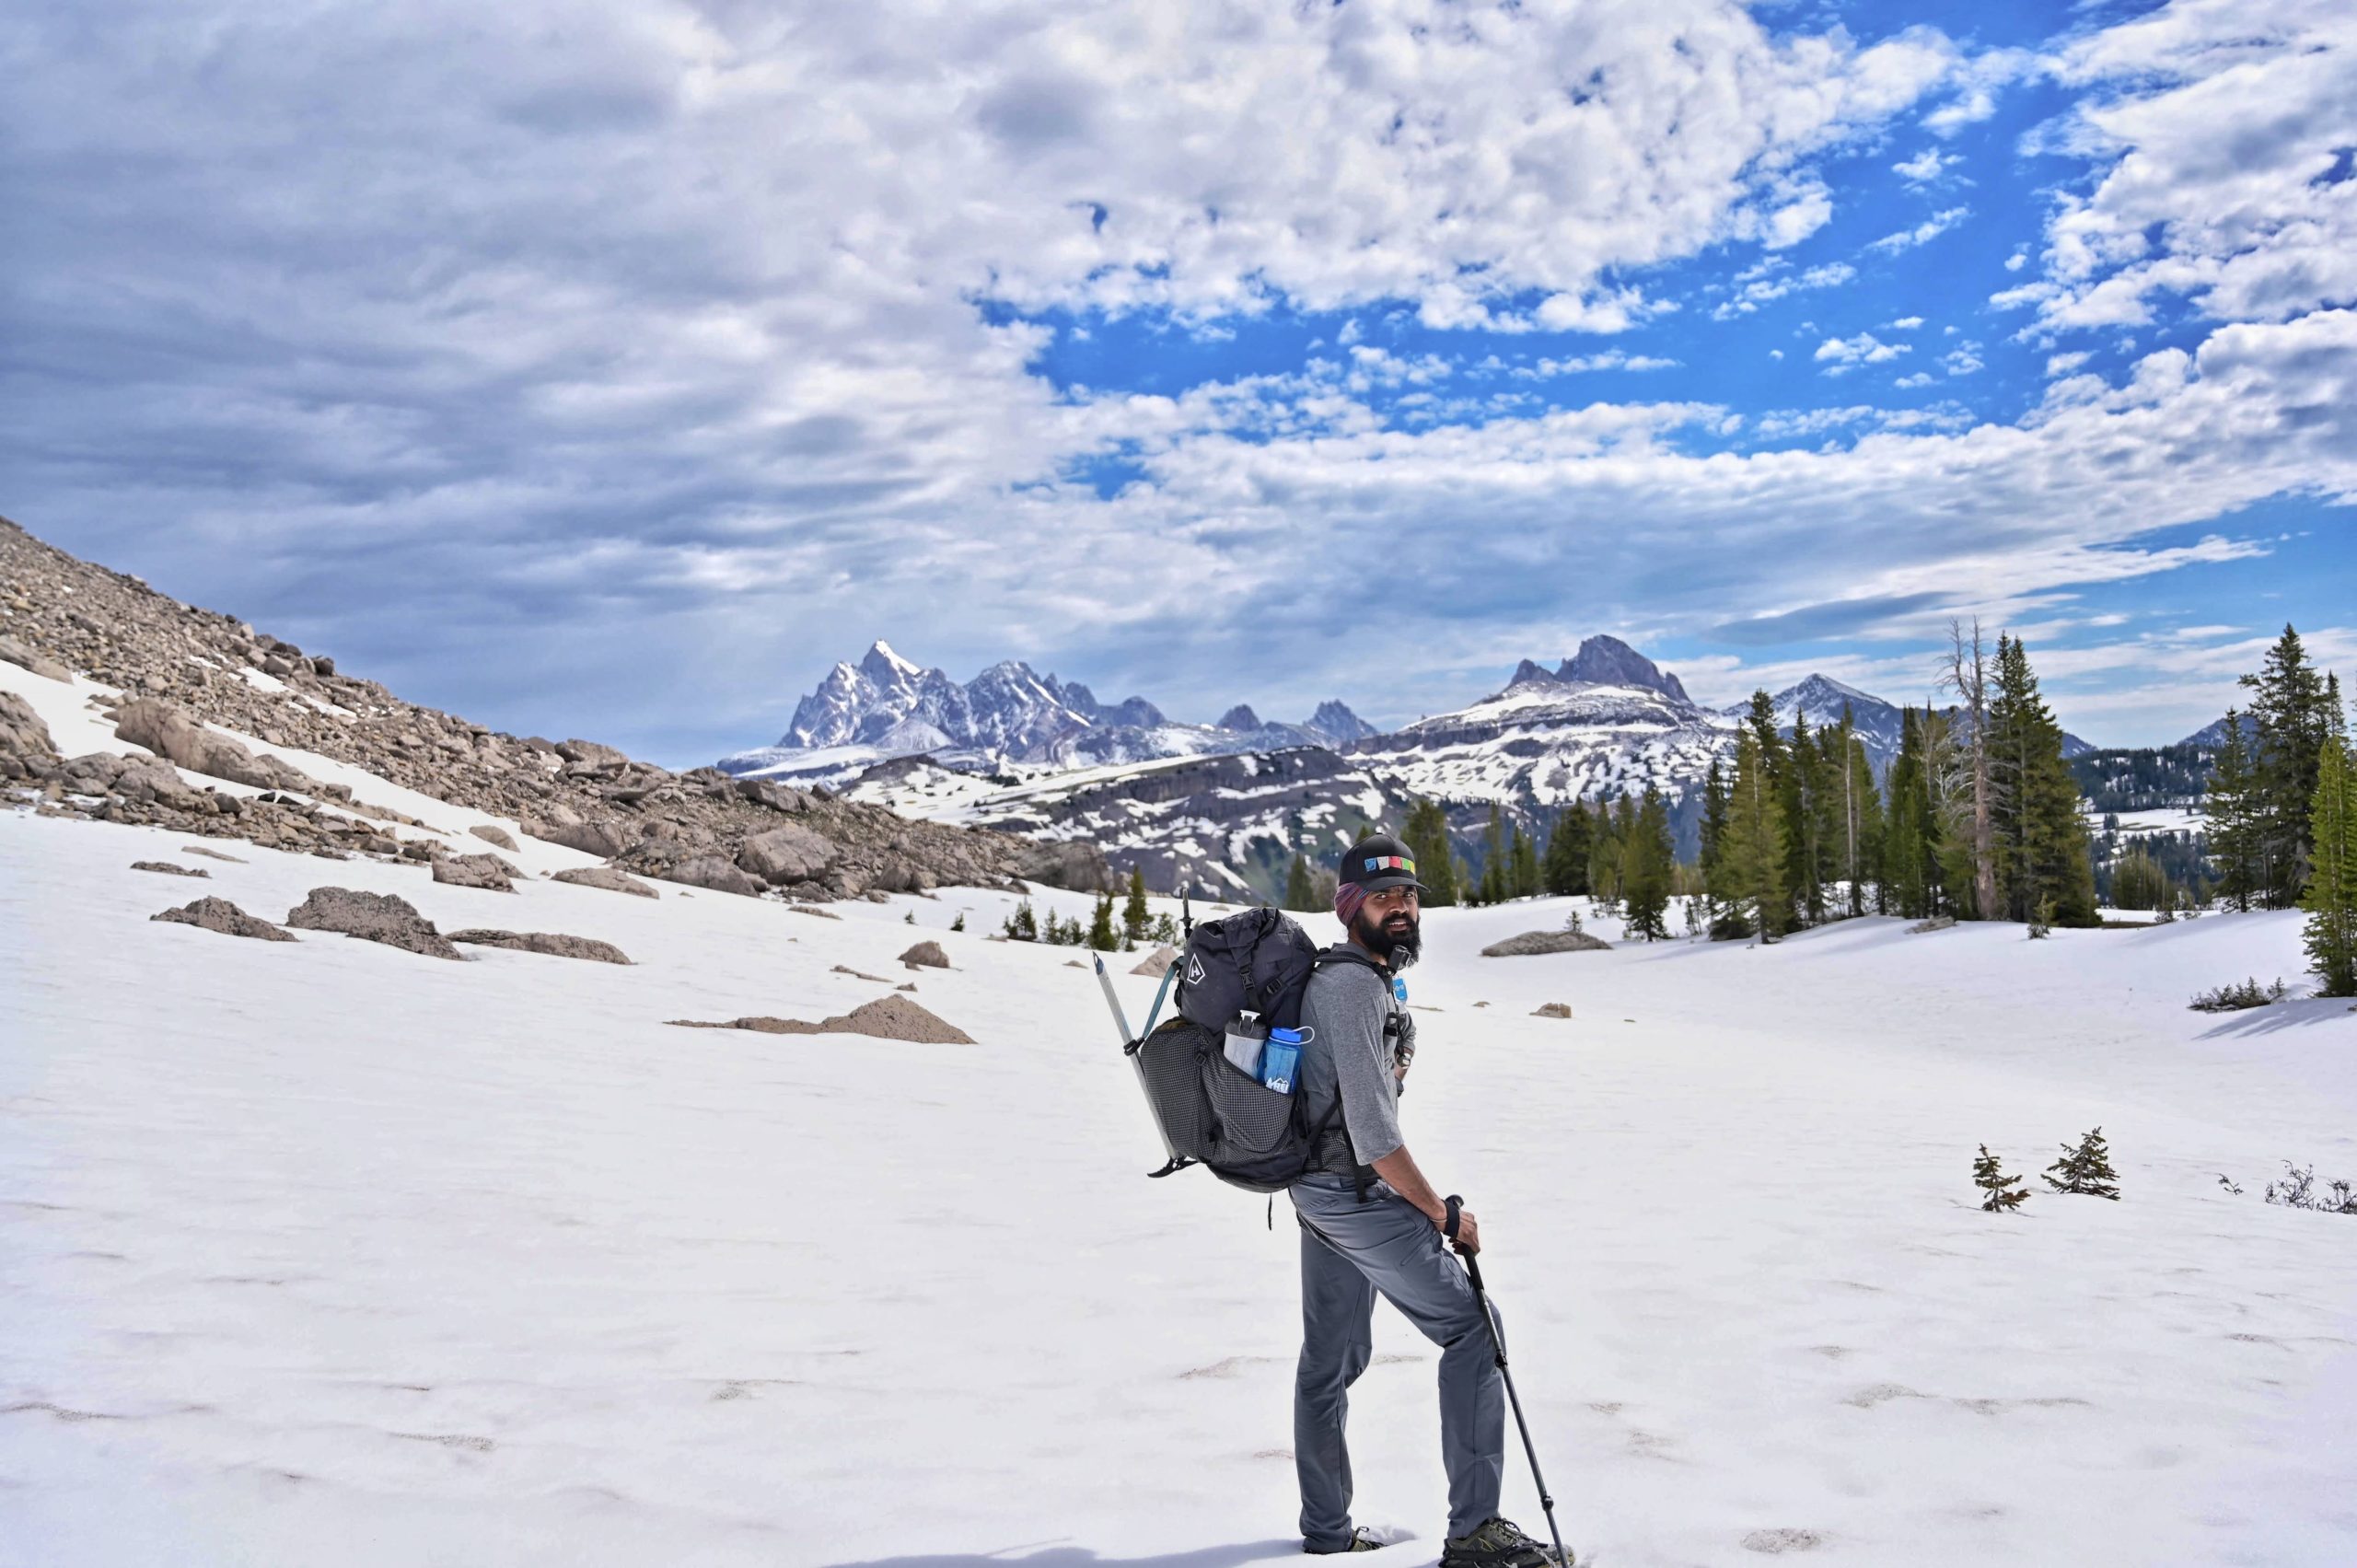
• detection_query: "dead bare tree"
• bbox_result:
[1939,618,1998,919]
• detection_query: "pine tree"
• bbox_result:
[1712,728,1788,941]
[1479,804,1508,905]
[2111,848,2171,911]
[1124,865,1151,936]
[2043,1127,2120,1200]
[2241,624,2330,907]
[1283,854,1315,912]
[951,912,966,933]
[2301,727,2357,997]
[1004,900,1039,941]
[1622,786,1675,940]
[1783,709,1825,925]
[1542,802,1592,897]
[1830,710,1884,917]
[1698,760,1730,885]
[2205,709,2260,912]
[1986,635,2097,926]
[1973,1144,2030,1213]
[1587,796,1625,910]
[1399,797,1457,907]
[1087,893,1119,951]
[1510,823,1540,899]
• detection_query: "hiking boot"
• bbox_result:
[1440,1517,1571,1568]
[1303,1526,1386,1554]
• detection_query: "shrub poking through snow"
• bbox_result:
[1974,1145,2029,1213]
[2189,977,2289,1012]
[950,912,966,932]
[2043,1126,2120,1199]
[1002,900,1038,941]
[2263,1163,2357,1215]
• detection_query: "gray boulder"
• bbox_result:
[0,691,61,781]
[1480,930,1613,958]
[899,939,950,970]
[132,860,210,878]
[737,822,836,884]
[284,887,464,959]
[447,929,631,965]
[152,896,296,942]
[660,854,766,898]
[555,738,632,770]
[1016,839,1118,893]
[114,698,309,792]
[468,824,519,851]
[0,636,70,683]
[540,819,635,859]
[433,852,517,892]
[552,865,659,899]
[1531,1002,1573,1019]
[1130,944,1178,978]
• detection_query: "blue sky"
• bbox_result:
[2,0,2351,764]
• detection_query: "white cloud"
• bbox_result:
[1710,261,1856,319]
[1893,147,1961,184]
[1945,343,1986,376]
[1815,332,1912,370]
[1887,316,1926,330]
[1866,206,1970,254]
[1894,372,1935,388]
[2046,351,2093,377]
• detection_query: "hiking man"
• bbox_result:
[1291,832,1564,1565]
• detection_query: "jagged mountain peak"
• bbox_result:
[1306,700,1379,745]
[1217,704,1262,732]
[1508,657,1559,690]
[1556,634,1691,704]
[859,640,923,682]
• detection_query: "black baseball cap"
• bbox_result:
[1341,831,1427,894]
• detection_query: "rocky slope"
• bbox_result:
[0,516,1109,899]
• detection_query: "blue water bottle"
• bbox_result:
[1259,1026,1304,1095]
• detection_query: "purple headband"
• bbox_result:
[1334,879,1369,928]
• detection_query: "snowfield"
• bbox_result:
[6,805,2356,1567]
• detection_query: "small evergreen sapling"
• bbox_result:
[2043,1126,2120,1199]
[950,912,966,933]
[1973,1144,2030,1213]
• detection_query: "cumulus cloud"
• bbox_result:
[0,0,2347,752]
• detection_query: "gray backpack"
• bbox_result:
[1131,912,1380,1193]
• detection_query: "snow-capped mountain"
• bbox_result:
[718,642,1376,788]
[1731,675,2098,776]
[1353,658,1736,854]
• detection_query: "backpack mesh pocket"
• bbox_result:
[1202,1056,1296,1161]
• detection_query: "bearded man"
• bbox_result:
[1289,833,1565,1565]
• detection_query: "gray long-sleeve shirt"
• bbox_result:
[1296,947,1414,1177]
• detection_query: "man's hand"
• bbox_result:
[1450,1208,1480,1256]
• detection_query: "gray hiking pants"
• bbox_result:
[1290,1174,1504,1547]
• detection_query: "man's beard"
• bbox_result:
[1350,905,1422,969]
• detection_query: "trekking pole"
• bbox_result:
[1094,953,1191,1179]
[1461,1249,1572,1568]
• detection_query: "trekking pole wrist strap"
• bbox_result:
[1441,1194,1463,1239]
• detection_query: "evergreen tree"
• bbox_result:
[2110,848,2171,911]
[1003,900,1039,941]
[1622,786,1676,940]
[1479,804,1508,905]
[1510,824,1540,899]
[1985,636,2097,925]
[2205,708,2260,912]
[2241,624,2331,906]
[1783,709,1825,925]
[1944,620,2001,921]
[951,912,966,933]
[1885,707,1954,919]
[1588,796,1626,909]
[1283,854,1316,912]
[1124,865,1151,936]
[1698,759,1730,886]
[2301,727,2357,997]
[1542,802,1593,897]
[1712,729,1788,940]
[2043,1127,2120,1200]
[1399,797,1457,907]
[1973,1144,2030,1213]
[1086,893,1120,951]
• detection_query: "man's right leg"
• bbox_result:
[1295,1192,1376,1551]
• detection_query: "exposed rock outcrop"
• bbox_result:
[151,896,297,942]
[1481,930,1612,957]
[132,860,209,877]
[552,865,658,899]
[115,697,312,792]
[669,995,974,1045]
[0,691,61,781]
[899,940,950,970]
[433,852,518,891]
[447,929,631,965]
[1130,944,1178,977]
[468,824,518,851]
[1531,1002,1573,1019]
[284,887,464,960]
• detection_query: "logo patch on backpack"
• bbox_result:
[1186,955,1206,986]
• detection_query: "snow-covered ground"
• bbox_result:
[6,802,2356,1567]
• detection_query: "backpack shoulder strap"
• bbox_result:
[1312,944,1385,974]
